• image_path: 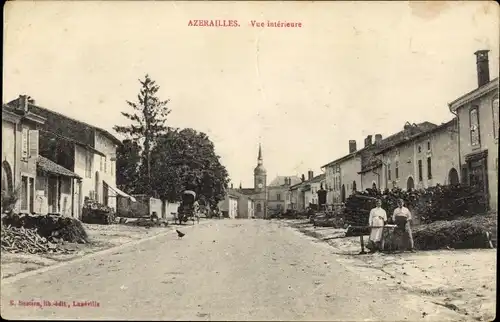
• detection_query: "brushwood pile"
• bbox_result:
[343,184,484,228]
[1,212,89,254]
[82,199,116,224]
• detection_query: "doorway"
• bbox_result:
[467,151,489,212]
[47,176,59,213]
[406,176,415,191]
[448,168,459,185]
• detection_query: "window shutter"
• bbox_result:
[22,128,29,159]
[29,130,39,159]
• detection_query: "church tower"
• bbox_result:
[253,143,267,192]
[253,143,267,219]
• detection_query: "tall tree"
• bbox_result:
[150,128,230,208]
[113,74,171,194]
[116,139,141,194]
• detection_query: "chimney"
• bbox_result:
[18,95,29,112]
[348,140,357,153]
[301,174,305,182]
[308,171,314,181]
[364,135,373,148]
[475,50,490,88]
[374,134,383,145]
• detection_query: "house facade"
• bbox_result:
[322,138,372,204]
[359,123,438,191]
[303,173,326,206]
[289,180,305,211]
[267,176,301,213]
[2,101,46,213]
[35,156,81,215]
[218,188,255,219]
[371,119,460,191]
[449,50,499,211]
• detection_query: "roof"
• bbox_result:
[321,149,363,168]
[448,77,499,112]
[6,98,122,146]
[268,175,301,187]
[321,122,436,169]
[2,103,46,124]
[37,156,81,178]
[375,118,457,155]
[289,173,325,190]
[227,188,254,200]
[310,173,326,183]
[238,188,257,195]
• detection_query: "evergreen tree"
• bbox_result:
[113,74,171,194]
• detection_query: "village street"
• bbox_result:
[1,219,469,321]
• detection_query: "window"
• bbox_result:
[100,156,104,171]
[104,156,107,173]
[395,161,399,179]
[277,193,281,201]
[29,178,34,212]
[21,176,28,211]
[418,160,423,181]
[427,157,432,179]
[256,203,262,212]
[469,107,480,147]
[418,145,422,153]
[387,163,392,181]
[427,141,431,151]
[22,127,29,160]
[493,97,499,139]
[85,151,93,178]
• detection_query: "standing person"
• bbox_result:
[368,199,387,252]
[392,198,415,252]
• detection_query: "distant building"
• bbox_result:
[267,175,301,213]
[288,172,325,211]
[303,172,326,207]
[448,50,499,211]
[234,144,268,218]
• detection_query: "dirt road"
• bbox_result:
[1,220,468,321]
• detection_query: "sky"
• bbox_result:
[3,1,499,188]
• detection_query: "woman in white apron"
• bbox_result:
[368,199,387,252]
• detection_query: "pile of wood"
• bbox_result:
[82,199,116,225]
[343,185,484,227]
[311,212,345,228]
[1,212,89,244]
[122,217,169,228]
[1,225,73,254]
[413,218,493,250]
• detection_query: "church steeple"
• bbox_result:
[257,143,263,165]
[253,142,267,191]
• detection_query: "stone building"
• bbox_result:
[267,175,301,213]
[5,96,135,217]
[368,119,460,191]
[2,99,46,213]
[448,49,499,211]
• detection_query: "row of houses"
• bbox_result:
[1,95,139,218]
[289,50,498,213]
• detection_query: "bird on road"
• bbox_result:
[176,229,185,239]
